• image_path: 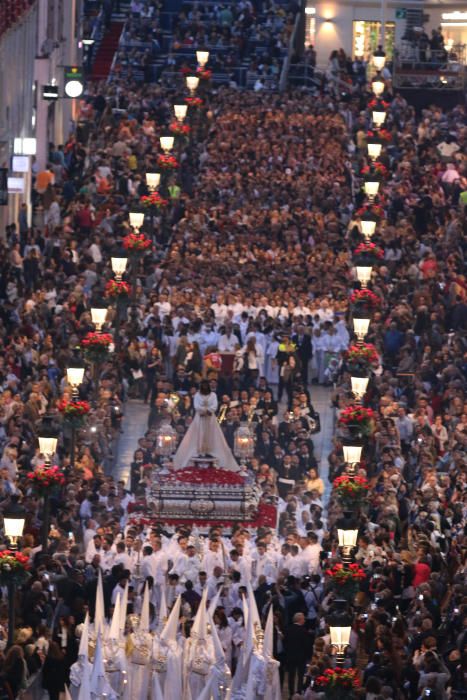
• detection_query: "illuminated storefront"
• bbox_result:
[353,20,395,61]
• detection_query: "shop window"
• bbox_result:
[353,21,395,62]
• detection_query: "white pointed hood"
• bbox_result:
[158,584,168,631]
[78,612,89,659]
[263,605,274,658]
[94,570,105,636]
[160,595,181,643]
[208,588,221,617]
[108,593,121,641]
[89,633,106,694]
[139,582,150,633]
[152,673,165,700]
[191,587,208,640]
[77,658,91,700]
[210,615,226,666]
[119,581,129,636]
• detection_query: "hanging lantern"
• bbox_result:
[360,215,377,239]
[372,48,386,72]
[129,212,145,230]
[372,106,387,129]
[371,74,385,98]
[352,316,370,341]
[186,75,199,94]
[355,266,373,287]
[174,104,188,122]
[351,375,369,402]
[146,172,161,192]
[363,177,380,201]
[367,138,382,161]
[343,443,363,465]
[234,424,255,463]
[38,416,59,465]
[328,601,352,666]
[3,497,26,551]
[337,515,359,563]
[156,423,178,457]
[66,361,85,399]
[90,307,107,333]
[111,256,128,281]
[160,135,174,153]
[196,50,210,67]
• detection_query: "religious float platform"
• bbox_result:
[128,457,277,531]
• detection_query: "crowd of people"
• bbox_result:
[0,0,465,697]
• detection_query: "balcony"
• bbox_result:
[393,40,466,91]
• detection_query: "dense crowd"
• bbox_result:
[0,2,466,699]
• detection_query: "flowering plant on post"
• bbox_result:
[350,288,381,311]
[105,280,131,298]
[81,332,113,363]
[0,551,30,587]
[169,121,191,137]
[315,667,361,699]
[325,563,366,602]
[185,96,203,108]
[196,66,212,80]
[122,233,152,253]
[140,192,168,209]
[27,465,65,495]
[57,399,91,428]
[339,406,377,437]
[157,154,179,170]
[353,242,384,265]
[345,343,379,373]
[333,475,370,509]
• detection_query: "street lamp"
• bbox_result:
[363,177,380,201]
[3,497,26,552]
[129,212,145,230]
[186,75,199,95]
[174,104,188,122]
[38,416,59,465]
[111,256,128,282]
[90,307,107,333]
[196,50,210,67]
[371,104,387,129]
[371,73,385,98]
[355,265,373,287]
[146,172,161,192]
[360,215,377,239]
[337,515,359,564]
[160,135,174,154]
[328,601,352,666]
[352,316,370,342]
[351,375,369,402]
[66,361,85,400]
[342,443,363,475]
[367,138,382,161]
[373,47,386,72]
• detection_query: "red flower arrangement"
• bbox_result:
[185,96,203,107]
[196,66,212,80]
[334,474,370,497]
[368,99,389,110]
[350,288,381,307]
[339,405,376,425]
[122,233,152,251]
[355,204,385,219]
[0,550,30,585]
[158,154,179,169]
[105,280,131,298]
[57,399,91,417]
[170,466,245,486]
[140,192,168,208]
[169,121,191,136]
[325,563,366,585]
[81,332,113,348]
[345,343,379,366]
[180,66,191,76]
[353,242,384,259]
[361,162,388,178]
[315,667,361,695]
[378,128,392,142]
[27,465,65,491]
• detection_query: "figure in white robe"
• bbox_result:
[173,383,239,471]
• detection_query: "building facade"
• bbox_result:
[0,0,82,232]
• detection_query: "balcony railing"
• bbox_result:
[393,41,466,90]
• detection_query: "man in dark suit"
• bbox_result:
[284,612,314,697]
[292,326,312,385]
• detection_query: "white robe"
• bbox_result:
[173,392,239,471]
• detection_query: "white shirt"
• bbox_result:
[218,334,238,352]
